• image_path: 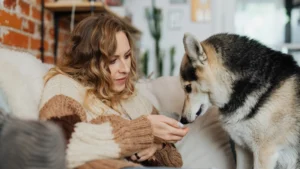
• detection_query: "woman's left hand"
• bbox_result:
[130,144,163,162]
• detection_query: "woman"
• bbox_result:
[39,13,188,169]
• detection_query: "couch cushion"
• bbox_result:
[136,76,184,116]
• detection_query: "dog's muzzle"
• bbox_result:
[180,104,204,124]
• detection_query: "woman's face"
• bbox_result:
[109,31,131,92]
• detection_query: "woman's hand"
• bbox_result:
[130,144,162,162]
[147,115,189,143]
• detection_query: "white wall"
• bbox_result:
[291,7,300,43]
[124,0,236,76]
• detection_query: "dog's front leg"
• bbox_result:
[235,144,253,169]
[253,146,278,169]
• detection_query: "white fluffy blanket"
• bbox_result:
[0,48,50,120]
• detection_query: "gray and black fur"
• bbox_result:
[0,111,66,169]
[180,33,300,169]
[209,34,300,117]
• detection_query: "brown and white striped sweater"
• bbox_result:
[39,74,182,169]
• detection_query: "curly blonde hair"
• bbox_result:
[44,13,137,108]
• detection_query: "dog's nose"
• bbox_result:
[180,117,189,125]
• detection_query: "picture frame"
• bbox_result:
[169,0,187,4]
[191,0,211,22]
[168,9,184,30]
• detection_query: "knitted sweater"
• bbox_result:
[39,74,182,169]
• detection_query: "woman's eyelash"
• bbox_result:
[110,53,130,64]
[110,59,117,64]
[125,54,131,59]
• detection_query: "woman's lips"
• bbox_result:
[115,77,127,84]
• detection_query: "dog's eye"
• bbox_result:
[185,84,192,93]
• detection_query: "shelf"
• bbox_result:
[282,43,300,54]
[45,1,141,34]
[45,1,105,12]
[282,43,300,50]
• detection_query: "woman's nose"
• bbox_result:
[119,60,130,73]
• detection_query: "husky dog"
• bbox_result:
[179,33,300,169]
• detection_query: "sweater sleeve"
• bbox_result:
[40,95,154,169]
[152,143,183,167]
[39,75,154,169]
[69,115,154,168]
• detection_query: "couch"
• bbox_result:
[0,48,236,169]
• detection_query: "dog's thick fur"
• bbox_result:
[179,33,300,169]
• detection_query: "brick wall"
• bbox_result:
[0,0,71,64]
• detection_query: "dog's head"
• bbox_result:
[179,33,234,124]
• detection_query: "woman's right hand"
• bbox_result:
[146,115,189,143]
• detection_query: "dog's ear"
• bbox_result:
[183,33,207,65]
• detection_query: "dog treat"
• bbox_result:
[177,122,185,128]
